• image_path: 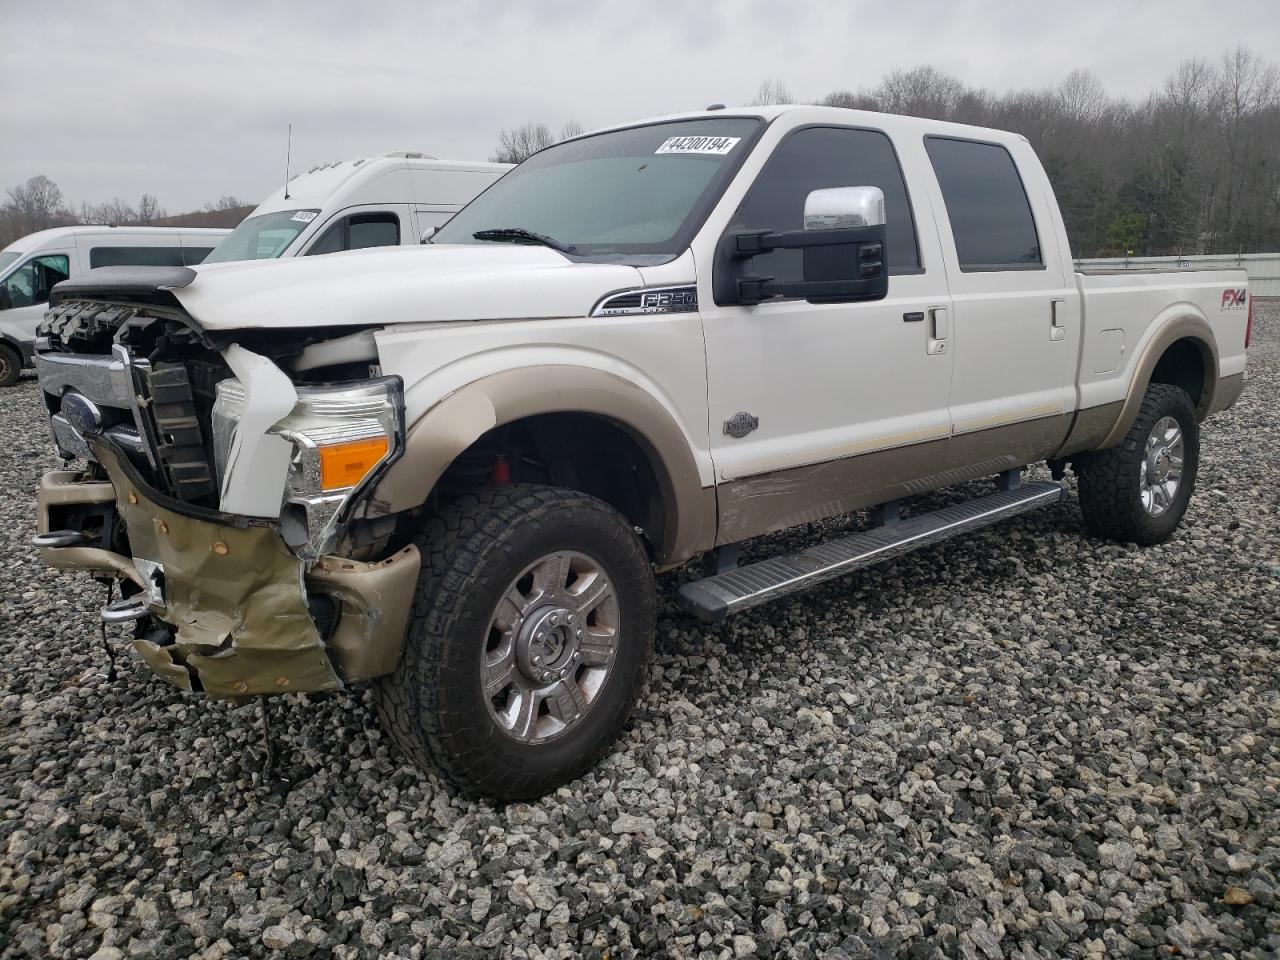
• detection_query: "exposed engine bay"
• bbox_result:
[33,278,420,697]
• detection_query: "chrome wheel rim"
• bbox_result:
[481,550,619,744]
[1140,416,1184,516]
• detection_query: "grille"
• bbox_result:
[36,334,216,504]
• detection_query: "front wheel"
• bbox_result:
[375,485,656,800]
[1076,383,1199,545]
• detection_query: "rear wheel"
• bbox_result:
[374,485,656,800]
[1076,383,1199,545]
[0,343,20,388]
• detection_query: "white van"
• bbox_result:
[0,225,229,385]
[202,152,511,264]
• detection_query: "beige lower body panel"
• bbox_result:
[1053,401,1124,457]
[718,413,1073,546]
[37,460,421,697]
[1208,372,1245,416]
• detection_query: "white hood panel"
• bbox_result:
[174,244,642,331]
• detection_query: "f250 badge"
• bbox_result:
[641,289,696,311]
[1221,288,1246,309]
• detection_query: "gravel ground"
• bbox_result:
[1,305,1277,960]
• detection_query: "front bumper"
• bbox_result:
[37,449,420,698]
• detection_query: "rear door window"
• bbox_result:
[924,137,1043,271]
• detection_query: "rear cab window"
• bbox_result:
[924,136,1043,271]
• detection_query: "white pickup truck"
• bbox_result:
[32,105,1251,799]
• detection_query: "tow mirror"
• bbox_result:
[804,186,885,230]
[713,185,889,306]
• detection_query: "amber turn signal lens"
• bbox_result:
[318,437,389,491]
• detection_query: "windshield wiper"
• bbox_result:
[472,228,578,256]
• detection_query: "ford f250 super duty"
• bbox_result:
[31,106,1251,800]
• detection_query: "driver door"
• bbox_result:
[699,125,954,544]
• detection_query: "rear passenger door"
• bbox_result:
[922,136,1077,470]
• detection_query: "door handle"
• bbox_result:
[926,305,948,355]
[1050,298,1066,341]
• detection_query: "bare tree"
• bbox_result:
[204,195,246,213]
[490,122,555,164]
[874,66,966,119]
[751,78,793,106]
[1057,69,1108,124]
[820,89,879,111]
[137,194,164,223]
[559,120,585,141]
[5,175,66,235]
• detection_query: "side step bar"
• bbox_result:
[679,481,1065,622]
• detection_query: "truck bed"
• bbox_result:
[1073,267,1250,415]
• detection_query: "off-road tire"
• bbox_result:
[374,485,656,801]
[0,343,20,388]
[1076,383,1199,545]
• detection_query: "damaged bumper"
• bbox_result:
[36,449,420,698]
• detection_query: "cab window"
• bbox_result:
[924,136,1043,271]
[0,254,70,310]
[306,212,400,255]
[730,126,922,280]
[89,246,184,269]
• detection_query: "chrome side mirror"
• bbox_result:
[804,186,886,230]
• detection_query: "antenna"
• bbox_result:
[283,123,293,200]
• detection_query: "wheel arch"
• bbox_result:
[368,365,716,565]
[0,331,27,361]
[1096,314,1219,450]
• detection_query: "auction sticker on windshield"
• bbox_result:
[291,211,318,223]
[655,136,741,155]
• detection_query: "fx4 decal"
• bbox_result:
[1221,288,1247,309]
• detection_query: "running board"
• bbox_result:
[679,481,1065,622]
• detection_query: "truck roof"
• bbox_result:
[575,104,1030,149]
[1,224,230,255]
[249,153,513,218]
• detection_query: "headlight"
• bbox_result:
[212,376,403,557]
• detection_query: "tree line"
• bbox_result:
[491,48,1279,258]
[0,176,251,250]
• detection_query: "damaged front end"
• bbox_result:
[32,270,420,698]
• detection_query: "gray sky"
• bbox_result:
[2,0,1276,212]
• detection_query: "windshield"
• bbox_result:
[0,252,20,275]
[202,209,320,263]
[433,117,762,261]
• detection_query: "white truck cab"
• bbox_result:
[201,152,511,264]
[32,106,1250,800]
[0,225,229,386]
